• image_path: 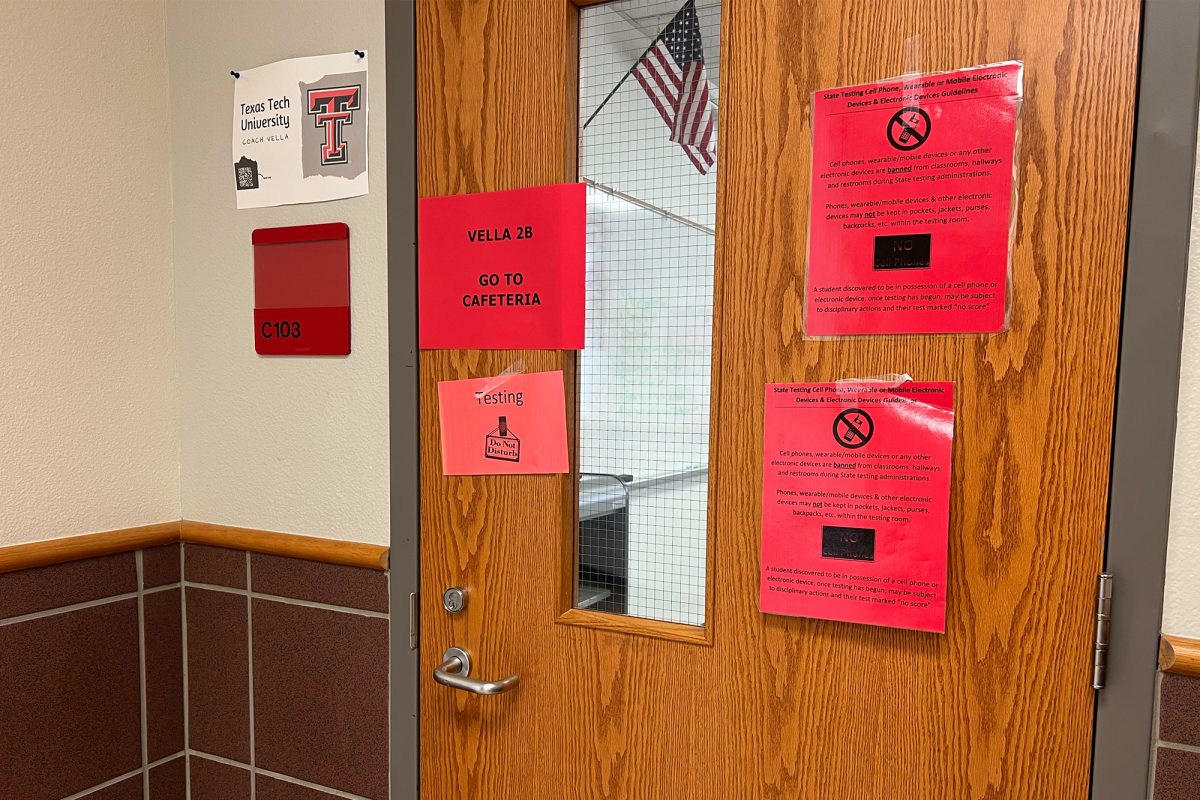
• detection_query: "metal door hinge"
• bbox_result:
[1093,573,1113,690]
[409,592,420,650]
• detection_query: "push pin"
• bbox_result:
[230,70,240,79]
[354,49,365,58]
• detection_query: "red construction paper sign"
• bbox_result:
[252,223,350,355]
[437,370,569,475]
[761,381,955,632]
[419,183,586,350]
[806,63,1023,336]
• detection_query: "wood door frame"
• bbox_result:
[554,0,718,648]
[1092,1,1200,797]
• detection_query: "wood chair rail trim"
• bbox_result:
[181,520,390,571]
[1159,634,1200,678]
[0,519,389,574]
[0,521,182,575]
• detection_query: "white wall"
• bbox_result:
[168,0,389,546]
[0,1,180,547]
[1163,125,1200,638]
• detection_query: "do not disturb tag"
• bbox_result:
[484,417,521,463]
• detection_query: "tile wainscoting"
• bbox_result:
[1153,635,1200,799]
[0,529,390,800]
[0,547,184,799]
[184,543,390,800]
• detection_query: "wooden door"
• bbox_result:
[418,0,1140,797]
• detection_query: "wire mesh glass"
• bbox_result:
[576,0,720,627]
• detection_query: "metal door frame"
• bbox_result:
[1092,1,1200,797]
[388,1,419,798]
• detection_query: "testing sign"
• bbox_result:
[233,52,369,209]
[761,381,955,633]
[806,63,1023,335]
[419,184,586,350]
[437,370,569,476]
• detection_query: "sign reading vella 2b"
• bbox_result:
[418,184,586,350]
[806,62,1023,335]
[233,52,369,209]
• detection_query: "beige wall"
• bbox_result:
[168,0,389,545]
[0,0,389,549]
[1164,125,1200,639]
[0,1,180,546]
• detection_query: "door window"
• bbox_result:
[575,0,721,627]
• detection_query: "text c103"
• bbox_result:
[261,320,302,339]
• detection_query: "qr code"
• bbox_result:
[234,156,259,190]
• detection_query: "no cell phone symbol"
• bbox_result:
[833,409,874,449]
[887,107,931,151]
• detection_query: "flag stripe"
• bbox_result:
[649,44,683,91]
[682,145,707,174]
[640,55,679,110]
[632,65,675,129]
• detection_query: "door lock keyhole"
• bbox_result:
[442,586,466,614]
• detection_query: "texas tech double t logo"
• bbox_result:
[306,85,361,166]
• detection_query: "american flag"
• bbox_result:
[631,0,716,174]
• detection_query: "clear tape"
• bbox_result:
[901,35,922,101]
[474,359,526,398]
[836,373,913,388]
[832,373,954,412]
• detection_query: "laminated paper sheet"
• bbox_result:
[761,381,955,632]
[806,63,1023,335]
[419,184,586,350]
[438,370,569,475]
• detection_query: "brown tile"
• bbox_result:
[143,543,181,588]
[253,599,389,800]
[186,587,250,762]
[185,543,247,588]
[1160,672,1200,746]
[257,773,345,800]
[149,755,186,800]
[85,774,144,800]
[190,755,251,800]
[0,552,136,619]
[1154,745,1200,799]
[0,600,141,798]
[145,587,184,761]
[251,552,389,612]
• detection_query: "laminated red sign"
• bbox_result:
[419,183,586,350]
[252,222,350,355]
[761,380,955,633]
[806,63,1023,336]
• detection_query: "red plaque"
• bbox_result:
[252,222,350,355]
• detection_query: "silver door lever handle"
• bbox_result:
[433,647,519,696]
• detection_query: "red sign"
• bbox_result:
[437,370,569,475]
[418,183,586,350]
[253,223,350,355]
[806,63,1023,335]
[761,381,955,632]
